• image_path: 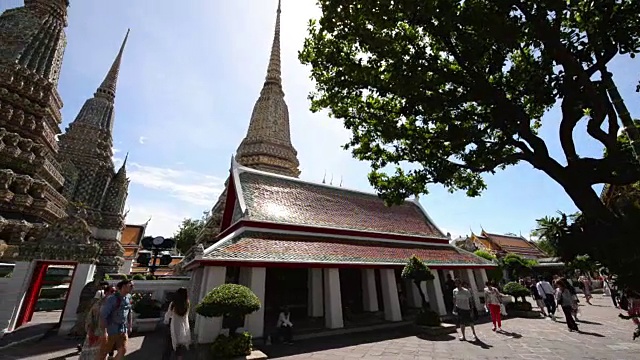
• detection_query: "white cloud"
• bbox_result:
[126,162,225,206]
[125,203,190,237]
[138,136,147,144]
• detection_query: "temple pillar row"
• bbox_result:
[308,268,323,317]
[464,268,482,309]
[361,269,379,312]
[240,267,266,338]
[195,266,226,344]
[323,268,343,329]
[426,269,447,315]
[380,269,402,322]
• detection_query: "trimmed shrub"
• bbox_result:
[506,301,533,312]
[502,281,531,301]
[196,284,261,336]
[132,293,162,319]
[415,309,441,326]
[210,332,252,359]
[132,274,146,280]
[35,298,65,311]
[39,287,68,299]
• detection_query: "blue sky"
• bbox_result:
[3,1,639,239]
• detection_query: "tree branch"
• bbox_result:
[448,152,529,172]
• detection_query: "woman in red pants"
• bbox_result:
[484,281,505,332]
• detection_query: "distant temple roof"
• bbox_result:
[472,231,548,259]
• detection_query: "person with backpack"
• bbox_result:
[78,286,114,359]
[99,279,134,360]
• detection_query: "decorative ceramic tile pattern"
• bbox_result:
[205,232,491,265]
[238,171,445,238]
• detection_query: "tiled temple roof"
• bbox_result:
[235,168,446,238]
[204,231,492,266]
[480,231,547,259]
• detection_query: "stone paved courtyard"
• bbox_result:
[1,296,638,359]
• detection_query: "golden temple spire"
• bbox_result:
[264,0,282,87]
[235,0,300,178]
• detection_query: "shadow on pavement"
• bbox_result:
[258,326,418,359]
[469,338,493,349]
[577,330,605,337]
[497,330,522,339]
[123,332,167,360]
[577,319,603,325]
[416,333,456,342]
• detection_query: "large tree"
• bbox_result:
[299,0,640,223]
[173,212,208,255]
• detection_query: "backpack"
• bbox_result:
[106,294,125,325]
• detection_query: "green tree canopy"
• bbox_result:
[173,212,208,255]
[502,253,537,279]
[299,0,640,223]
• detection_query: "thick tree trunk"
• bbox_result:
[414,280,428,310]
[561,179,616,223]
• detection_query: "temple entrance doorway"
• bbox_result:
[339,268,363,322]
[263,267,308,333]
[16,261,77,330]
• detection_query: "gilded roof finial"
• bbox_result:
[322,170,326,184]
[264,0,282,86]
[339,175,343,187]
[329,174,334,186]
[97,29,130,100]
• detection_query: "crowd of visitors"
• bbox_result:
[446,270,640,341]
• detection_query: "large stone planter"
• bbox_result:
[134,317,161,333]
[416,323,457,336]
[507,310,542,319]
[231,350,268,360]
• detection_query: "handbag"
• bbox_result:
[500,303,507,316]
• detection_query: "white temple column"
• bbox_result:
[0,261,33,335]
[59,263,96,335]
[405,279,427,308]
[323,268,343,329]
[477,269,489,287]
[425,270,447,316]
[308,268,323,317]
[448,270,455,279]
[361,269,379,312]
[379,269,402,322]
[240,267,266,338]
[196,266,226,343]
[464,269,482,309]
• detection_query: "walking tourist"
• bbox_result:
[78,286,115,359]
[559,278,579,321]
[620,288,640,340]
[555,279,579,332]
[444,273,456,314]
[536,277,557,320]
[453,279,477,341]
[277,306,294,345]
[529,281,547,316]
[99,279,134,360]
[579,274,593,305]
[162,287,191,360]
[484,280,504,332]
[605,276,619,308]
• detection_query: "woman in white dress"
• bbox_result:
[163,287,191,360]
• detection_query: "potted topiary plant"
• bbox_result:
[502,282,539,318]
[401,255,456,335]
[132,293,163,332]
[196,283,262,359]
